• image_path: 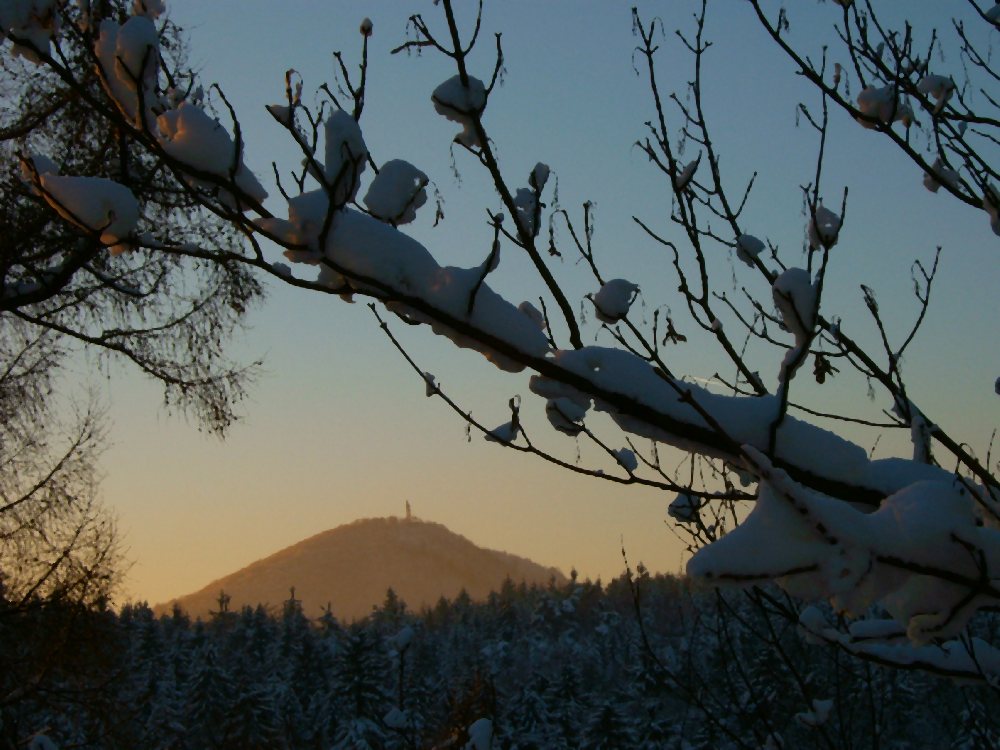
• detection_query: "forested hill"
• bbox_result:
[153,515,565,621]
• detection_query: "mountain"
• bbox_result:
[153,515,565,621]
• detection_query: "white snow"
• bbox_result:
[983,184,1000,236]
[157,102,267,204]
[19,152,58,183]
[614,448,638,472]
[423,371,438,397]
[95,15,160,126]
[593,279,639,324]
[529,345,873,487]
[917,74,954,112]
[795,698,834,727]
[545,397,587,435]
[856,85,913,127]
[388,625,414,651]
[384,707,408,730]
[807,204,841,250]
[668,492,702,523]
[38,173,139,249]
[736,233,765,267]
[674,155,699,191]
[132,0,165,18]
[485,420,518,444]
[465,718,493,750]
[689,448,1000,645]
[772,267,816,342]
[923,157,960,193]
[323,109,367,204]
[363,159,428,225]
[0,0,58,63]
[513,187,539,236]
[517,301,545,330]
[432,75,487,148]
[261,202,550,371]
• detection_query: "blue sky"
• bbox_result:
[95,1,998,606]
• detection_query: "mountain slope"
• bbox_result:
[153,516,565,621]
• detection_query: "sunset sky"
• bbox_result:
[94,1,998,608]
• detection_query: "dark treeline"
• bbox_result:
[2,571,998,749]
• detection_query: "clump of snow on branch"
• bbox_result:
[387,625,414,652]
[545,397,587,435]
[772,268,816,345]
[157,102,267,205]
[432,75,486,148]
[923,157,960,193]
[736,233,765,267]
[593,279,639,324]
[983,184,1000,236]
[33,163,139,253]
[0,0,58,63]
[668,492,702,523]
[383,707,408,730]
[95,15,160,126]
[465,718,492,750]
[856,85,913,127]
[799,606,1000,681]
[795,699,834,728]
[513,163,550,237]
[132,0,166,17]
[322,109,367,204]
[529,346,904,489]
[485,420,518,444]
[517,300,545,330]
[263,180,550,370]
[364,159,428,225]
[674,154,699,192]
[807,204,841,250]
[614,448,638,472]
[689,448,1000,645]
[917,74,954,113]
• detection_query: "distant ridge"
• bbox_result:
[153,516,565,621]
